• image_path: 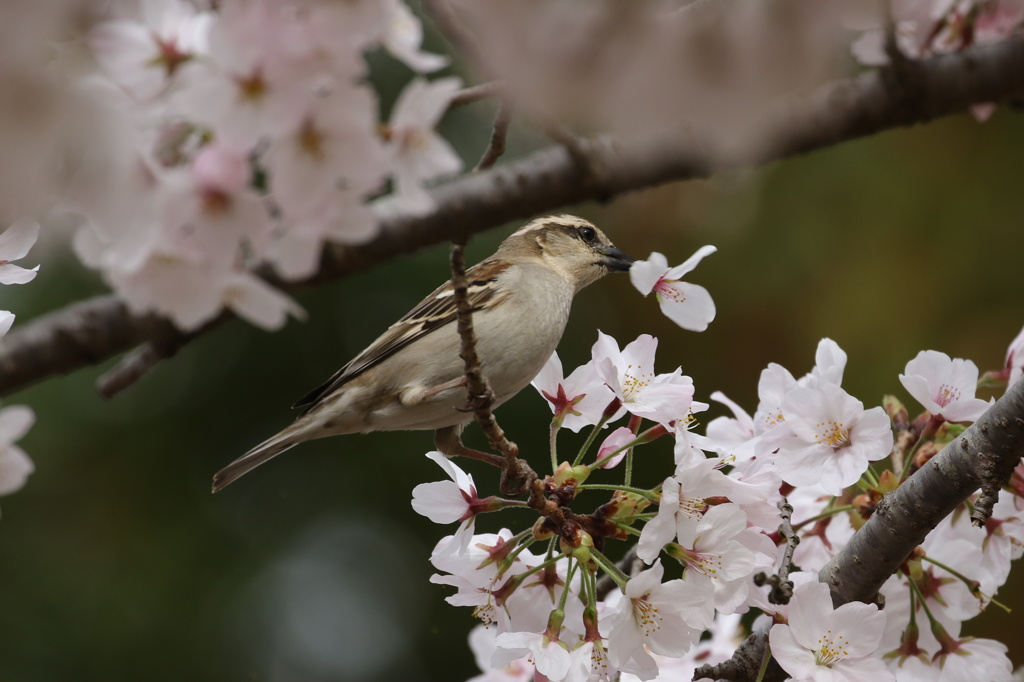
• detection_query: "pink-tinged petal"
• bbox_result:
[628,251,669,295]
[224,272,306,331]
[627,381,694,424]
[940,395,991,423]
[0,444,34,496]
[1005,325,1024,367]
[903,349,952,382]
[620,334,659,373]
[657,281,715,331]
[383,2,449,73]
[624,558,666,597]
[637,478,680,563]
[852,407,894,462]
[595,426,636,469]
[0,219,40,261]
[812,337,848,387]
[411,480,469,524]
[391,77,462,129]
[591,330,624,386]
[692,503,747,547]
[768,625,819,680]
[0,405,35,444]
[832,656,894,682]
[424,450,475,492]
[900,350,987,421]
[786,581,834,648]
[532,640,572,680]
[0,264,39,285]
[898,372,937,412]
[530,351,564,397]
[666,244,716,279]
[832,602,886,656]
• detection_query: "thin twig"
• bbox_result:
[474,98,514,171]
[544,123,593,171]
[449,239,533,496]
[450,81,503,108]
[96,343,170,398]
[753,498,798,605]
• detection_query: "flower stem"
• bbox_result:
[576,483,658,498]
[791,505,854,531]
[574,414,612,466]
[550,420,560,471]
[590,548,630,590]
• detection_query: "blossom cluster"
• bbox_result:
[411,250,1024,682]
[64,0,462,331]
[0,219,38,507]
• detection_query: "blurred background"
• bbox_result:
[2,6,1024,682]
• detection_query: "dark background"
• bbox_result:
[2,26,1023,682]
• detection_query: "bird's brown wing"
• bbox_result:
[293,259,513,414]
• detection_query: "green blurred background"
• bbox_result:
[2,26,1024,682]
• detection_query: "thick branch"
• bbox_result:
[3,35,1024,397]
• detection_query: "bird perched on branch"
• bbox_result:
[212,214,633,491]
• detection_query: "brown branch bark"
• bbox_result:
[3,35,1024,398]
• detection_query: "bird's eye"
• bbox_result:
[578,226,597,243]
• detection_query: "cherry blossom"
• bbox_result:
[667,503,767,614]
[531,351,617,432]
[109,248,302,331]
[592,332,696,427]
[89,0,212,101]
[386,77,464,214]
[629,247,717,331]
[493,629,572,681]
[638,455,768,565]
[764,383,893,495]
[262,85,387,278]
[931,635,1013,682]
[604,560,712,675]
[411,451,483,525]
[900,350,991,423]
[0,312,13,337]
[467,625,533,682]
[382,0,450,73]
[769,580,893,682]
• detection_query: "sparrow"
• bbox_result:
[212,214,634,491]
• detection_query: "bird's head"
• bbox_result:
[499,215,634,292]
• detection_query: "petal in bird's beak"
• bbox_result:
[600,246,635,273]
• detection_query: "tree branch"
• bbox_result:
[3,35,1024,397]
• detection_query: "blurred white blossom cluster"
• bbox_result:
[851,0,1024,120]
[412,250,1024,682]
[0,219,37,506]
[69,0,462,331]
[0,0,462,333]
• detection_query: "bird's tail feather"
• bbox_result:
[212,431,300,492]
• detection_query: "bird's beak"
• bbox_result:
[599,245,635,273]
